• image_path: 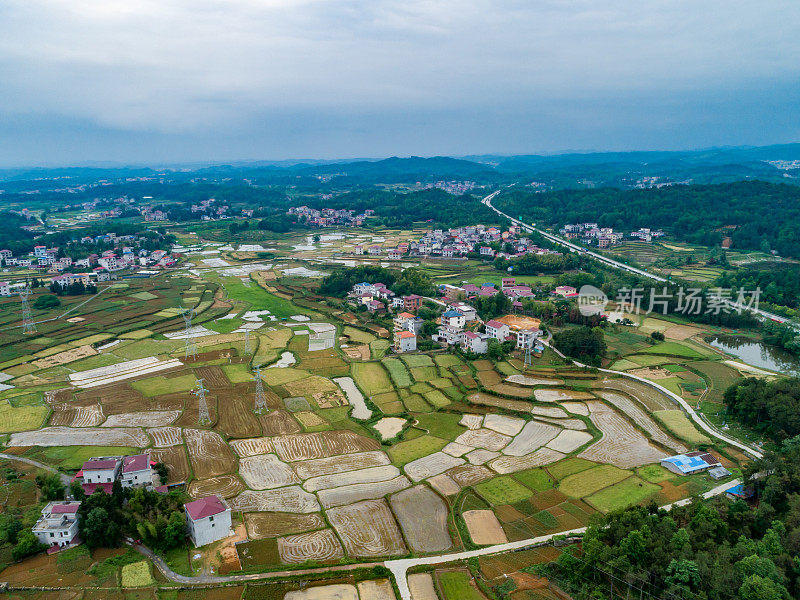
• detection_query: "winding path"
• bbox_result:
[0,452,72,486]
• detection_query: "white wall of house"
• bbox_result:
[187,509,232,547]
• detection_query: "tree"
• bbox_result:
[69,480,86,501]
[153,462,169,482]
[486,338,505,360]
[651,330,665,341]
[552,326,606,365]
[738,575,789,600]
[35,472,65,501]
[12,530,46,560]
[81,506,121,549]
[33,294,61,310]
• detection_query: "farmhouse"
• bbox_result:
[403,295,422,311]
[394,330,417,353]
[32,501,81,551]
[553,285,579,298]
[185,495,233,547]
[120,454,154,488]
[77,453,155,493]
[394,312,423,334]
[485,319,511,341]
[660,451,721,476]
[462,331,489,354]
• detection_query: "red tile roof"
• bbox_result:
[185,495,228,520]
[122,454,150,473]
[51,502,81,514]
[82,482,114,495]
[397,331,416,339]
[485,320,505,328]
[82,459,119,470]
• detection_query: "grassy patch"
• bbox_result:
[639,341,704,359]
[434,354,463,368]
[653,410,712,445]
[438,571,485,600]
[475,476,534,505]
[424,390,451,408]
[130,374,197,397]
[389,435,448,465]
[351,362,393,396]
[586,477,660,512]
[414,413,465,440]
[342,326,376,344]
[261,367,308,386]
[637,464,677,483]
[68,353,124,372]
[369,339,390,359]
[401,354,434,368]
[558,464,632,498]
[27,445,139,470]
[222,363,253,384]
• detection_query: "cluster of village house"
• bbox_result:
[349,277,547,355]
[33,453,232,552]
[352,225,561,260]
[288,206,374,227]
[559,223,665,247]
[0,236,177,296]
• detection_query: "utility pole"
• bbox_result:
[193,379,210,425]
[252,364,268,413]
[181,307,198,360]
[244,329,252,355]
[20,287,36,334]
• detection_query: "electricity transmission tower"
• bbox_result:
[524,337,533,368]
[181,307,198,360]
[20,287,36,334]
[244,329,252,355]
[193,379,211,425]
[252,365,268,413]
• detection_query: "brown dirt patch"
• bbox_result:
[32,345,96,369]
[184,428,237,478]
[214,391,263,438]
[189,474,245,499]
[259,410,303,435]
[628,367,673,380]
[244,512,326,539]
[194,365,231,388]
[663,324,703,340]
[463,510,508,545]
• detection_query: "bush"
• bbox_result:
[33,294,61,309]
[12,530,46,560]
[651,331,666,341]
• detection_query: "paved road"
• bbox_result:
[0,452,72,486]
[481,190,798,329]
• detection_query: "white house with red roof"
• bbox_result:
[80,457,121,494]
[120,454,154,488]
[461,331,489,354]
[394,330,417,353]
[485,319,511,341]
[33,501,82,550]
[185,495,232,547]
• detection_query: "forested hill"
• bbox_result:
[495,181,800,257]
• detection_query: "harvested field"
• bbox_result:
[215,393,263,438]
[443,442,473,457]
[260,410,303,436]
[476,371,533,398]
[428,473,461,496]
[194,365,230,388]
[560,401,589,416]
[229,487,321,512]
[533,389,594,402]
[503,421,561,456]
[455,429,512,452]
[466,449,500,465]
[32,345,96,369]
[148,426,183,447]
[448,464,493,487]
[463,510,507,545]
[293,451,391,479]
[285,584,358,600]
[594,378,674,411]
[546,430,594,453]
[102,410,179,428]
[579,401,669,468]
[326,499,408,557]
[468,392,534,413]
[653,410,712,445]
[408,574,438,600]
[71,404,105,427]
[663,323,703,340]
[459,414,484,430]
[506,374,562,386]
[529,406,569,418]
[239,454,300,489]
[404,452,466,482]
[278,529,345,564]
[148,446,190,483]
[184,428,237,478]
[357,579,396,600]
[390,485,452,553]
[489,447,566,474]
[483,414,526,436]
[188,474,245,499]
[244,512,326,539]
[317,475,412,508]
[320,430,381,455]
[273,433,326,461]
[303,465,401,492]
[230,436,274,458]
[598,391,687,453]
[8,426,148,447]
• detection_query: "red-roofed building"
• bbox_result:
[121,454,153,488]
[394,330,417,353]
[81,457,121,487]
[33,501,82,550]
[403,295,422,311]
[185,495,232,547]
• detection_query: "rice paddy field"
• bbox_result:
[0,247,751,592]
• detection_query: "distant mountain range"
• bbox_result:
[1,143,799,189]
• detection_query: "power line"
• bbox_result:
[252,364,268,414]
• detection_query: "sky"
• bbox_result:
[1,0,799,165]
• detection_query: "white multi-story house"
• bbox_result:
[0,281,10,296]
[394,331,417,353]
[462,331,489,354]
[32,501,81,550]
[449,303,477,322]
[81,457,121,486]
[185,495,232,547]
[484,319,511,341]
[515,328,541,349]
[441,309,466,329]
[120,454,153,488]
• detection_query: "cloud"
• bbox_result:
[0,0,798,162]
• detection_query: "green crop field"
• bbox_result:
[438,571,486,600]
[0,400,49,433]
[475,476,534,505]
[389,435,448,465]
[130,374,197,397]
[653,410,712,445]
[424,390,451,408]
[342,326,376,344]
[410,366,438,381]
[414,412,465,440]
[381,358,412,387]
[547,457,597,481]
[558,464,632,498]
[692,360,744,403]
[434,354,463,368]
[401,354,434,368]
[513,468,554,492]
[586,477,660,512]
[351,362,393,395]
[27,446,140,470]
[639,341,705,358]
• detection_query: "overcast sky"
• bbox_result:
[1,0,799,165]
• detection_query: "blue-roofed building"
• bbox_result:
[660,451,721,476]
[441,309,466,329]
[726,484,754,501]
